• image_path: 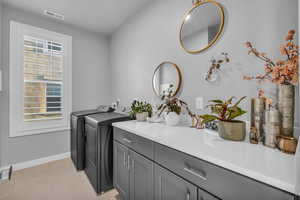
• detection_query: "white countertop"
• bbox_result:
[112,121,299,195]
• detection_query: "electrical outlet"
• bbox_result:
[0,167,10,180]
[195,97,204,110]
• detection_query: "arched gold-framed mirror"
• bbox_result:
[152,62,182,97]
[179,0,225,54]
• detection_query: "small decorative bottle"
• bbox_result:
[249,126,259,144]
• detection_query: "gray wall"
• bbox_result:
[110,0,299,128]
[0,3,2,167]
[0,4,111,166]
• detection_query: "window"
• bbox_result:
[10,21,72,137]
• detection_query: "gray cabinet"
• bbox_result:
[129,150,154,200]
[198,189,219,200]
[113,141,130,200]
[113,141,154,200]
[155,142,294,200]
[113,127,297,200]
[155,164,197,200]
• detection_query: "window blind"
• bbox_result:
[23,35,64,121]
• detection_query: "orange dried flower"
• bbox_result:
[265,98,273,108]
[264,66,272,73]
[256,75,263,79]
[260,52,267,57]
[286,42,294,47]
[276,60,285,66]
[245,42,252,48]
[243,76,252,80]
[288,30,295,35]
[258,89,265,98]
[286,34,294,41]
[244,30,299,85]
[281,67,289,76]
[280,45,287,55]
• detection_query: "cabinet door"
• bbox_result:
[129,150,154,200]
[198,189,219,200]
[155,164,197,200]
[113,142,129,200]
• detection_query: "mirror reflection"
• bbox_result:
[180,1,224,53]
[152,62,182,97]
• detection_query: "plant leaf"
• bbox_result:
[227,107,247,120]
[232,96,247,107]
[200,114,219,124]
[209,99,223,104]
[226,96,235,105]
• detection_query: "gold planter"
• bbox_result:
[218,121,246,141]
[276,135,298,154]
[278,84,295,137]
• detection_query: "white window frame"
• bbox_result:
[9,21,72,137]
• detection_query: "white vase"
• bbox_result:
[135,112,148,122]
[165,112,180,126]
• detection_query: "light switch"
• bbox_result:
[196,97,204,110]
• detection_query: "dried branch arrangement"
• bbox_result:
[243,30,299,85]
[205,52,230,81]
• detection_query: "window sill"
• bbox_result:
[9,126,70,138]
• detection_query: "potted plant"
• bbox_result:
[201,96,247,141]
[157,85,193,126]
[130,100,152,122]
[243,30,299,137]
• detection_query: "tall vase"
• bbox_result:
[251,98,265,142]
[278,84,295,137]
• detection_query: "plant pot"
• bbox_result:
[278,84,295,137]
[218,120,246,141]
[135,112,148,122]
[165,112,180,126]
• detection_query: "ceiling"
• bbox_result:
[2,0,152,34]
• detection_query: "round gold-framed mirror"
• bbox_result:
[152,62,182,97]
[179,0,225,54]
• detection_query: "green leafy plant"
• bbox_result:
[201,96,247,124]
[157,85,193,117]
[130,100,152,117]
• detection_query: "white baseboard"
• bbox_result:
[12,152,70,171]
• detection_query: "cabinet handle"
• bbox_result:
[183,167,207,181]
[123,152,126,167]
[123,138,132,144]
[127,155,130,170]
[186,191,190,200]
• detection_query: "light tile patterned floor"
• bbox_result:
[0,158,120,200]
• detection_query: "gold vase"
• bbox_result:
[278,84,295,137]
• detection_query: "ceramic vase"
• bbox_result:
[264,109,281,148]
[278,84,295,137]
[165,112,180,126]
[251,98,266,142]
[135,112,148,122]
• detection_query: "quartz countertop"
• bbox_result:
[112,121,298,195]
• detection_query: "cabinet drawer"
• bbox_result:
[114,127,154,160]
[154,143,294,200]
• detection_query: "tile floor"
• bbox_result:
[0,158,120,200]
